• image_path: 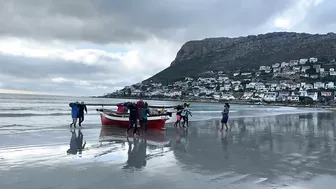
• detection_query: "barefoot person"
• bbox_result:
[221,103,230,131]
[140,102,150,134]
[69,102,80,128]
[181,103,192,128]
[126,102,138,136]
[78,102,87,127]
[174,104,184,128]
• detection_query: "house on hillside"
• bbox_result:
[263,92,278,102]
[307,91,319,101]
[326,82,335,89]
[300,59,308,64]
[309,57,318,63]
[314,82,325,89]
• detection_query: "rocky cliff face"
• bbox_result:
[148,32,336,83]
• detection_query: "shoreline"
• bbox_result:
[91,96,336,110]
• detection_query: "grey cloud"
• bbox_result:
[0,0,297,44]
[0,53,158,95]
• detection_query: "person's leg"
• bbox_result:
[185,117,189,127]
[72,118,77,128]
[133,119,138,135]
[127,120,134,133]
[144,119,148,133]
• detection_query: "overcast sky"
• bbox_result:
[0,0,334,96]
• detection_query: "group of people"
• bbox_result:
[69,101,88,128]
[174,103,192,128]
[118,99,150,136]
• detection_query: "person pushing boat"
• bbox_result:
[69,102,80,128]
[174,104,184,128]
[78,101,87,127]
[140,102,150,134]
[126,102,139,136]
[181,103,192,127]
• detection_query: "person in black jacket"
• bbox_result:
[126,102,139,136]
[78,101,87,127]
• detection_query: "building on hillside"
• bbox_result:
[307,92,319,101]
[326,82,335,89]
[314,82,325,89]
[299,59,308,64]
[263,92,278,102]
[309,57,318,63]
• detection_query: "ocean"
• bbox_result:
[1,93,336,189]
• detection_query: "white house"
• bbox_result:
[263,92,278,102]
[326,82,335,89]
[307,92,318,101]
[290,60,299,66]
[255,83,266,91]
[272,63,280,68]
[246,82,256,89]
[299,59,308,64]
[309,57,318,63]
[281,62,289,67]
[314,82,325,89]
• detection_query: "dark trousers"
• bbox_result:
[140,119,148,133]
[127,119,138,134]
[79,115,84,126]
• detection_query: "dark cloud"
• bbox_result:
[0,53,150,95]
[0,0,297,44]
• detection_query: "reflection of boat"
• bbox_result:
[99,126,170,146]
[92,103,175,130]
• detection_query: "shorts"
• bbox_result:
[176,115,181,121]
[221,116,228,124]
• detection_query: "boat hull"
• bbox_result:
[99,112,169,130]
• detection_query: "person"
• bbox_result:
[126,102,138,136]
[136,98,145,122]
[78,101,87,127]
[69,102,80,128]
[181,103,192,127]
[174,104,184,128]
[140,102,150,134]
[221,103,230,131]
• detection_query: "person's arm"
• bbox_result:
[82,141,86,149]
[84,105,87,114]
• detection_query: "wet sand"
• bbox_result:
[1,112,336,189]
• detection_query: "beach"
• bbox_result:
[1,94,336,189]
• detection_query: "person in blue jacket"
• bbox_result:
[69,102,80,128]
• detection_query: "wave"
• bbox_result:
[0,113,70,117]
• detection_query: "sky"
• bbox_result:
[0,0,334,96]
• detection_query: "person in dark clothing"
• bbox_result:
[221,103,230,131]
[78,101,87,127]
[126,102,139,136]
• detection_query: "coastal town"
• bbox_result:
[107,57,336,105]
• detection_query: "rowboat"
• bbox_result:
[86,103,175,130]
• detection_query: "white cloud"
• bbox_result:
[272,0,325,30]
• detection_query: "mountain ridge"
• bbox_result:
[147,32,336,83]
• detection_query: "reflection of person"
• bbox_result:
[77,129,86,154]
[221,131,229,159]
[78,102,87,127]
[67,130,78,154]
[174,128,188,152]
[221,103,230,131]
[67,129,86,155]
[69,102,80,128]
[123,137,147,169]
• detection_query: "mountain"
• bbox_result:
[147,32,336,83]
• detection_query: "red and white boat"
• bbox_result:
[92,103,175,130]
